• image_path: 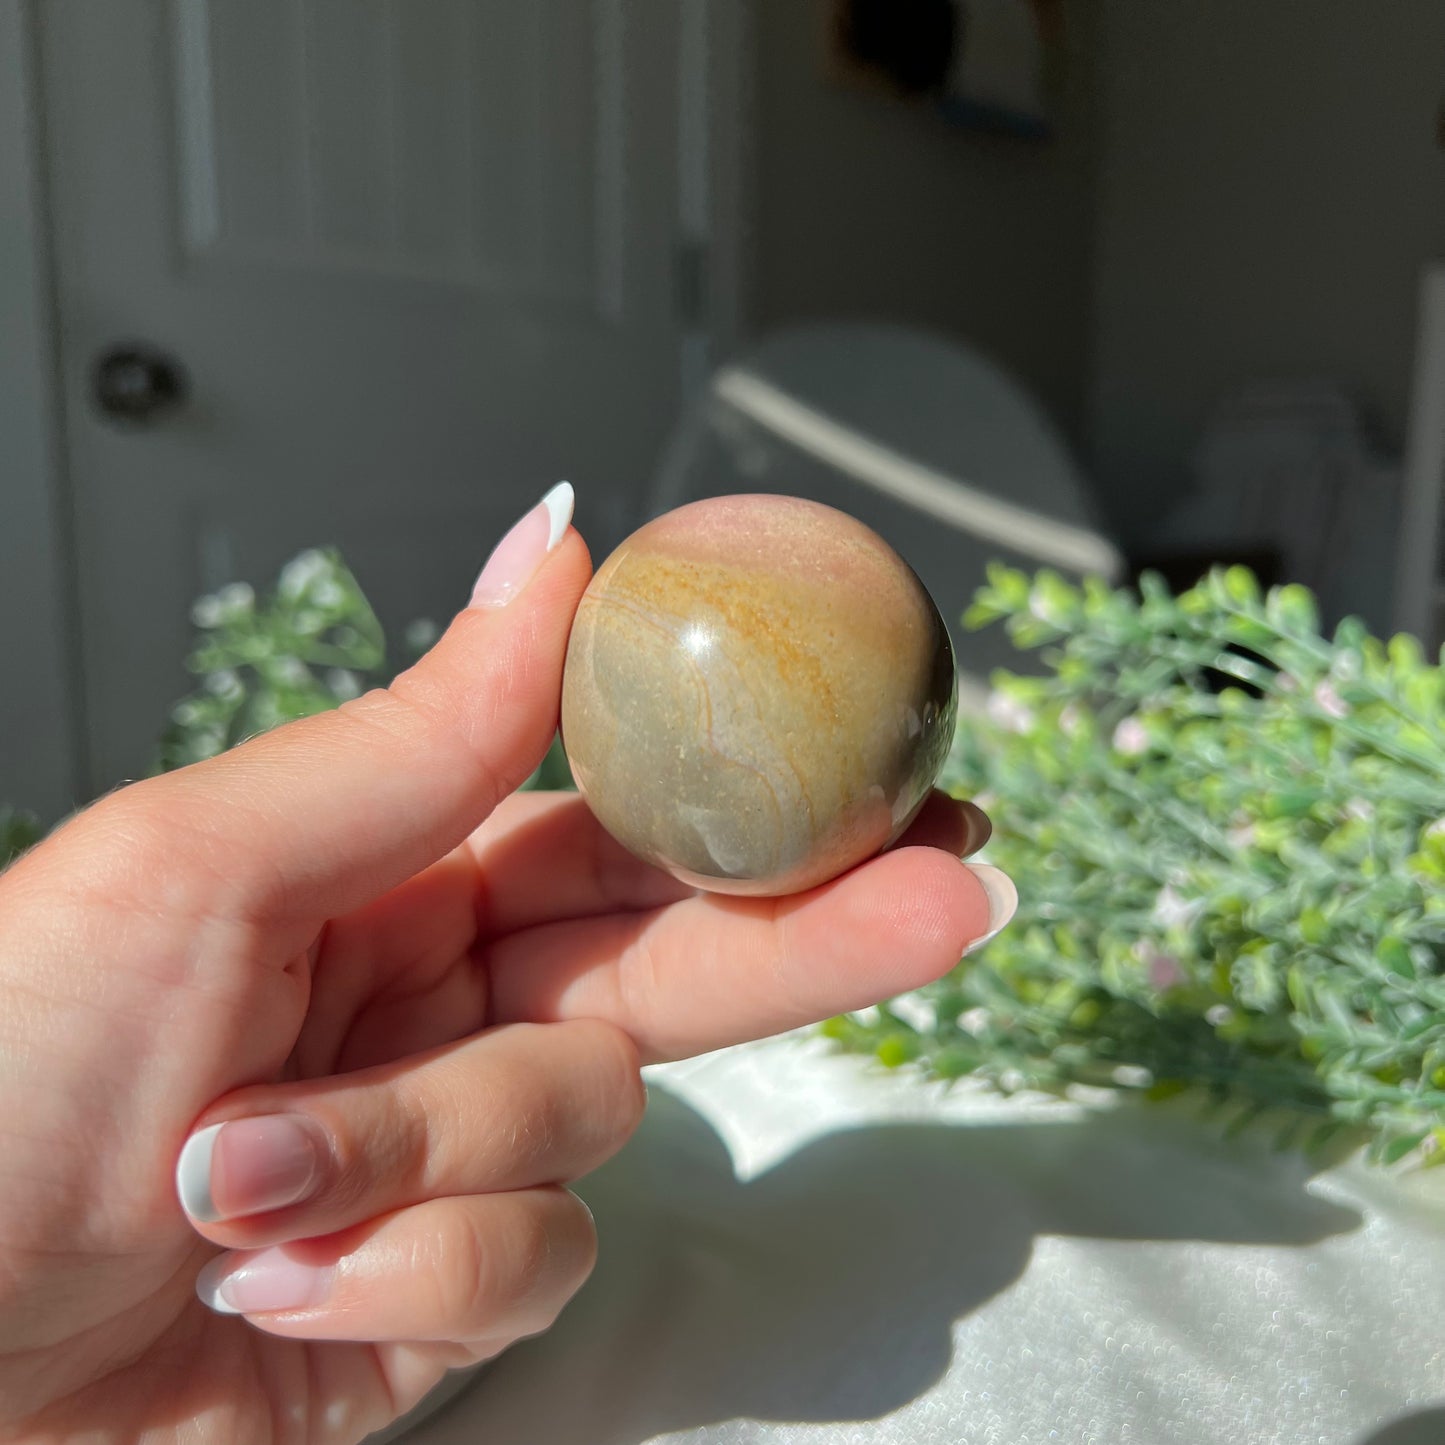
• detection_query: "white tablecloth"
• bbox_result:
[398,1037,1445,1445]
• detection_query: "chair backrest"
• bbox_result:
[651,322,1123,699]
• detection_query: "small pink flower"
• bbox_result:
[1146,950,1185,991]
[1112,716,1149,756]
[1312,680,1348,718]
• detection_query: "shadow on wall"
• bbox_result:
[422,1087,1359,1445]
[1357,1408,1445,1445]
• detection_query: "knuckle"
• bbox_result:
[558,1018,648,1148]
[524,1192,597,1331]
[566,1193,600,1285]
[485,1066,564,1174]
[569,1017,644,1093]
[362,676,509,816]
[508,1201,560,1304]
[615,1064,649,1144]
[587,818,639,905]
[59,785,237,920]
[437,1194,578,1336]
[603,1036,649,1142]
[338,1084,428,1208]
[406,1197,593,1341]
[429,1211,495,1325]
[66,789,180,888]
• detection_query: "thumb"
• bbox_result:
[99,483,590,926]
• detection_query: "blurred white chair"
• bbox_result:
[650,322,1124,708]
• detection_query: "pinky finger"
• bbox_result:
[195,1186,596,1346]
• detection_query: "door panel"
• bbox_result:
[175,0,623,308]
[43,0,683,787]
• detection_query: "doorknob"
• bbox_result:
[92,344,188,424]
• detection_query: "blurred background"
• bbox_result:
[4,0,1445,821]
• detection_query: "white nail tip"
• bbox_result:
[175,1122,225,1223]
[195,1254,243,1314]
[963,863,1019,955]
[542,481,574,552]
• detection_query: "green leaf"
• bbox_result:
[875,1032,922,1069]
[1263,790,1322,820]
[1387,632,1425,673]
[158,548,390,774]
[986,563,1030,610]
[1265,583,1320,636]
[1377,936,1415,979]
[0,808,43,868]
[1221,565,1262,608]
[1380,1130,1431,1166]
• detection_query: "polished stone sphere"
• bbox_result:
[560,494,958,896]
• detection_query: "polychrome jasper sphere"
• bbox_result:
[560,494,958,896]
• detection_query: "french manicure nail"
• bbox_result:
[963,863,1018,955]
[195,1247,332,1316]
[176,1116,321,1224]
[469,481,575,608]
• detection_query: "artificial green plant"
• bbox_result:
[826,564,1445,1164]
[6,549,1444,1163]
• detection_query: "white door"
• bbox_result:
[40,0,717,790]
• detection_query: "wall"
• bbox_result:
[0,2,80,822]
[1088,0,1445,546]
[750,0,1101,443]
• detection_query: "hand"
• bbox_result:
[0,487,1011,1444]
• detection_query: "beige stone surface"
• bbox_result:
[561,495,956,895]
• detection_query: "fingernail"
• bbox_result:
[195,1247,332,1316]
[176,1116,322,1224]
[469,481,575,607]
[959,801,992,855]
[963,863,1018,955]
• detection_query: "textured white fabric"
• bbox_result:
[398,1037,1445,1445]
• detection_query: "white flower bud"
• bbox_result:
[216,582,255,616]
[326,668,362,700]
[279,550,327,598]
[204,669,243,700]
[190,595,223,628]
[1113,716,1149,755]
[1312,680,1347,718]
[987,691,1035,734]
